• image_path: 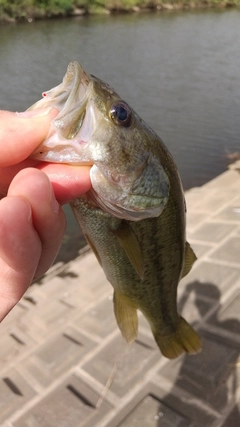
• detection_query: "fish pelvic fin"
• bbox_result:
[181,242,197,279]
[113,291,138,343]
[113,222,144,280]
[153,317,202,359]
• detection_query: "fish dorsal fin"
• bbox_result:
[113,222,144,280]
[181,241,197,279]
[113,291,138,343]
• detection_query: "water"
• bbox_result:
[1,10,240,259]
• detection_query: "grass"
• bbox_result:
[0,0,239,22]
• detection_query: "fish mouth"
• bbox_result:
[30,61,98,165]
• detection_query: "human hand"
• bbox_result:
[0,109,91,321]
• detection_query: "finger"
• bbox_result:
[0,162,92,204]
[8,168,66,279]
[0,196,41,320]
[0,159,40,199]
[0,109,57,167]
[38,163,92,204]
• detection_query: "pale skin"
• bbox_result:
[0,108,92,321]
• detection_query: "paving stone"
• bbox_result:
[58,281,109,312]
[159,331,240,412]
[83,334,159,397]
[17,298,77,342]
[13,375,112,427]
[189,221,237,243]
[185,188,204,208]
[19,328,95,388]
[213,205,240,222]
[1,303,29,334]
[39,252,109,301]
[74,296,116,339]
[116,393,188,427]
[178,290,213,326]
[204,170,240,191]
[186,212,207,232]
[186,241,213,258]
[105,383,215,427]
[208,291,240,336]
[58,285,99,311]
[209,236,240,265]
[67,253,110,296]
[37,275,94,311]
[0,369,36,423]
[178,261,240,298]
[186,189,237,214]
[0,328,36,373]
[221,406,240,427]
[39,275,71,298]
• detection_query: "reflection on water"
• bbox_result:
[1,10,240,259]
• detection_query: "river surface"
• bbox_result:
[1,9,240,261]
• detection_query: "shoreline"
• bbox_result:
[0,1,239,24]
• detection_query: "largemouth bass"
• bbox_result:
[29,61,201,359]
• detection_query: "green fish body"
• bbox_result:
[30,62,201,358]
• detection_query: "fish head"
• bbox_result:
[30,61,169,221]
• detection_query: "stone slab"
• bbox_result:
[159,330,240,413]
[12,375,113,427]
[209,236,240,265]
[74,296,116,339]
[19,328,95,388]
[83,333,159,398]
[0,369,36,423]
[104,383,216,427]
[189,221,237,243]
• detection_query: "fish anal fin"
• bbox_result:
[113,291,138,343]
[153,317,202,359]
[181,242,197,279]
[113,223,144,280]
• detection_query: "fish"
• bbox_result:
[29,61,201,359]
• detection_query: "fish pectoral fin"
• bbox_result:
[181,241,197,279]
[152,317,202,359]
[113,222,144,280]
[113,291,138,343]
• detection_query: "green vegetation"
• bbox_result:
[0,0,239,22]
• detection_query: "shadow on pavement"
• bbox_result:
[157,280,240,427]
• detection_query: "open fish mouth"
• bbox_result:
[29,61,98,165]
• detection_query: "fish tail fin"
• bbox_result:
[153,317,202,359]
[113,291,138,343]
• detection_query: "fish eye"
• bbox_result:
[110,102,132,127]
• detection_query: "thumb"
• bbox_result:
[0,108,58,167]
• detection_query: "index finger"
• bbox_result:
[0,109,58,167]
